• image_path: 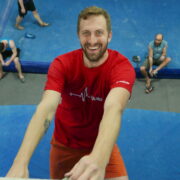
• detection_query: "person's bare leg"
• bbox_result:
[13,57,25,82]
[32,10,49,26]
[140,66,151,87]
[15,15,24,30]
[0,63,4,79]
[153,57,171,74]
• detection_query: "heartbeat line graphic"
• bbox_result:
[69,87,103,102]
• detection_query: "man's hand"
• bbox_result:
[160,55,165,61]
[4,60,11,66]
[149,67,153,77]
[21,8,26,14]
[6,162,29,178]
[1,61,5,66]
[65,155,105,180]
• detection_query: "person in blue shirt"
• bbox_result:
[140,33,171,93]
[15,0,49,30]
[0,39,25,82]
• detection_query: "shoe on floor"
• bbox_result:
[19,77,25,83]
[145,85,154,94]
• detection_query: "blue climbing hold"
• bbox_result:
[24,33,36,39]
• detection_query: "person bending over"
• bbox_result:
[0,39,25,82]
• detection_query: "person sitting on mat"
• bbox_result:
[140,33,171,93]
[6,6,135,180]
[15,0,49,30]
[0,39,25,82]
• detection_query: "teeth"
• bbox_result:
[88,47,99,50]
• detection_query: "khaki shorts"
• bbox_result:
[142,57,163,69]
[50,136,128,179]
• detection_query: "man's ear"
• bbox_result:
[108,31,112,43]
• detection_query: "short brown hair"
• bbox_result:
[77,6,112,33]
[0,42,4,53]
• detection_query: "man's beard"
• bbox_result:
[82,43,108,62]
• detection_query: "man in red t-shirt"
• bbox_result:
[7,6,135,180]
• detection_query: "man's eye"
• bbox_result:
[82,32,90,36]
[96,31,103,35]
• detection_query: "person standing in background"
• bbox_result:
[15,0,49,30]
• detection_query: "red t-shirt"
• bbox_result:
[45,49,135,148]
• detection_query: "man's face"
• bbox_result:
[78,15,112,62]
[154,35,163,46]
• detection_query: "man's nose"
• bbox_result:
[88,34,98,45]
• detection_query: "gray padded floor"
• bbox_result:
[0,72,179,113]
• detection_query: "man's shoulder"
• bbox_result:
[52,49,82,67]
[148,40,154,47]
[108,49,129,61]
[0,39,15,49]
[108,49,126,59]
[108,49,133,68]
[0,39,14,45]
[56,49,82,60]
[162,40,168,46]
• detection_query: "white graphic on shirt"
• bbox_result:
[116,80,130,85]
[69,87,103,102]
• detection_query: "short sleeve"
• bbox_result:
[44,58,65,93]
[163,40,168,48]
[110,58,136,94]
[148,41,154,48]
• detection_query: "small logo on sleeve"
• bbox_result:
[116,80,130,85]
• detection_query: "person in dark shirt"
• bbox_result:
[0,39,25,82]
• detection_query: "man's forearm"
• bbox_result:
[8,51,18,63]
[13,103,54,165]
[0,58,4,64]
[148,56,153,69]
[91,106,122,167]
[0,54,4,64]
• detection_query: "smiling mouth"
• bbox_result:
[86,45,101,52]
